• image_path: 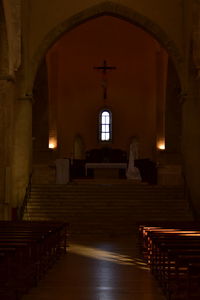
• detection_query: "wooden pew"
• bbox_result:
[139,224,200,299]
[0,221,69,300]
[139,222,200,259]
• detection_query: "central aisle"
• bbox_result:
[22,233,165,300]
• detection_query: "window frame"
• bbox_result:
[99,109,112,142]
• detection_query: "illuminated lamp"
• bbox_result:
[49,137,57,149]
[157,140,165,150]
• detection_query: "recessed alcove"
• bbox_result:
[32,15,181,184]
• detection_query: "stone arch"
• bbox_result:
[30,1,183,92]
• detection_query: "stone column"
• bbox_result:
[11,95,32,216]
[0,78,15,219]
[182,88,200,216]
[181,0,200,216]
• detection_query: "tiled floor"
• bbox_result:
[22,233,166,300]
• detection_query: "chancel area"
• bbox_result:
[1,1,200,299]
[32,16,181,186]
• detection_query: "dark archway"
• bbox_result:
[30,1,183,93]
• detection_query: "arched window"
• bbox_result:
[99,110,112,142]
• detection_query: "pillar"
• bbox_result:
[11,95,32,216]
[0,78,15,219]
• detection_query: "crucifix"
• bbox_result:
[94,60,116,100]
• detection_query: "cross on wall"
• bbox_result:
[93,60,116,100]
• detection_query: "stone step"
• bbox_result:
[30,193,184,198]
[25,207,187,215]
[31,186,184,190]
[24,213,192,220]
[30,190,184,194]
[29,197,184,202]
[25,216,193,226]
[28,206,186,210]
[24,182,193,233]
[30,184,184,189]
[30,189,171,192]
[25,205,191,214]
[29,202,185,207]
[30,199,187,205]
[29,191,184,195]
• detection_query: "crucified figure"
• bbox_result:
[94,60,116,100]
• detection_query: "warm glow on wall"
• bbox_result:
[49,137,57,149]
[157,140,165,150]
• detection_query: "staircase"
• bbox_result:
[24,180,194,233]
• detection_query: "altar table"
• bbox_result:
[85,163,127,178]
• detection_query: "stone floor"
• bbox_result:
[22,233,166,300]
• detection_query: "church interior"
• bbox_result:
[1,0,200,299]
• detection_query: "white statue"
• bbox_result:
[126,137,141,180]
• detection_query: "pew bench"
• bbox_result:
[0,221,69,300]
[139,224,200,299]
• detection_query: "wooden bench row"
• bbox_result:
[139,223,200,300]
[0,221,69,300]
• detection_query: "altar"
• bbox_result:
[85,163,127,178]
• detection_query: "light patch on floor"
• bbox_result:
[69,243,149,270]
